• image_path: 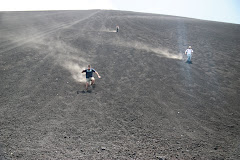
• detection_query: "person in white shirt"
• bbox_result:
[185,46,193,63]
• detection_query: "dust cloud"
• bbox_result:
[46,39,88,83]
[110,39,183,60]
[62,61,86,83]
[28,36,89,83]
[131,41,183,60]
[101,29,116,33]
[0,11,98,84]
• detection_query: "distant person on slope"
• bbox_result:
[82,65,101,91]
[116,26,119,32]
[185,46,193,63]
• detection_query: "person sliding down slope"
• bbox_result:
[185,46,193,63]
[116,25,119,32]
[82,64,101,91]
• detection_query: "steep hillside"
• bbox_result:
[0,10,240,159]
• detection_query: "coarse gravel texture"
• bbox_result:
[0,10,240,160]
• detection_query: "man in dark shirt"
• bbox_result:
[116,26,119,32]
[82,65,101,90]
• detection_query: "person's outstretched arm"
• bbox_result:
[95,71,101,78]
